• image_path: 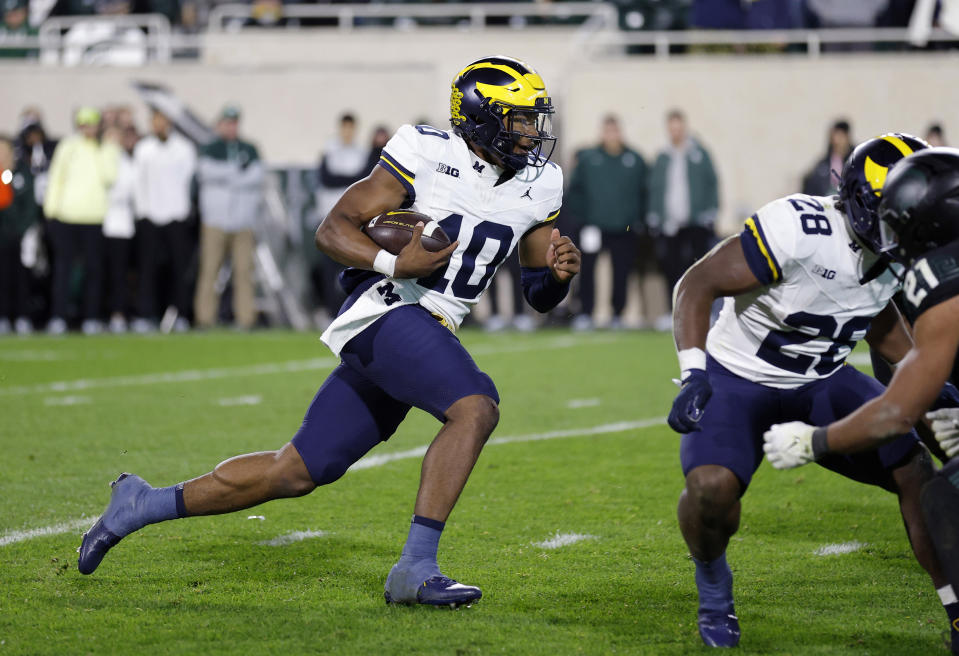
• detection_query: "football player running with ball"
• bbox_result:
[78,56,581,608]
[764,147,959,655]
[668,133,957,647]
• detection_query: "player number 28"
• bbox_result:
[756,311,872,376]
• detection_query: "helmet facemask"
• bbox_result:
[477,97,556,171]
[845,180,884,253]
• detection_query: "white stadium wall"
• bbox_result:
[2,29,957,234]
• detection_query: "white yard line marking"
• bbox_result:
[0,334,625,397]
[218,395,262,407]
[533,532,598,549]
[44,395,91,406]
[566,398,601,409]
[257,530,329,546]
[0,516,91,547]
[5,416,666,547]
[0,358,337,396]
[846,353,872,367]
[0,350,69,362]
[814,541,866,556]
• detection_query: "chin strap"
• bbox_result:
[859,256,890,285]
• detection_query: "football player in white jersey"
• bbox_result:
[78,56,581,608]
[764,148,959,655]
[668,134,955,648]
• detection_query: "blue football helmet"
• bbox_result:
[449,56,556,171]
[838,132,929,253]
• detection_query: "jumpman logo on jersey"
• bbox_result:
[521,187,533,200]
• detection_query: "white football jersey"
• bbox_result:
[321,124,563,355]
[706,194,901,389]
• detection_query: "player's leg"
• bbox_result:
[920,459,959,655]
[340,305,500,606]
[805,365,956,648]
[78,363,408,574]
[676,356,780,647]
[412,393,499,521]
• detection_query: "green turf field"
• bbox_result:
[0,329,950,654]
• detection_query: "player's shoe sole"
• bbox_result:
[384,574,482,609]
[77,473,143,575]
[697,610,741,648]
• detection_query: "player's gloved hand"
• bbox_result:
[762,421,819,469]
[668,369,712,433]
[926,408,959,458]
[394,222,458,279]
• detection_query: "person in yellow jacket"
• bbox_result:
[43,107,120,335]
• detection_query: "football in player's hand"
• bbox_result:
[363,211,451,254]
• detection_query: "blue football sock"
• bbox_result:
[395,515,444,583]
[109,480,186,537]
[693,553,734,614]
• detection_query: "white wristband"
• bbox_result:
[677,347,707,379]
[373,249,397,278]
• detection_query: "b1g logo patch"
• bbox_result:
[812,264,836,280]
[436,163,459,178]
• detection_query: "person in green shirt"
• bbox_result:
[194,105,265,330]
[647,108,719,326]
[0,0,38,59]
[565,115,648,330]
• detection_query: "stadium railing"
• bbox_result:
[2,6,957,63]
[205,1,618,32]
[586,26,959,58]
[36,14,173,65]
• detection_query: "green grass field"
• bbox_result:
[0,329,950,655]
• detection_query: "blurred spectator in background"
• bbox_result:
[804,0,888,27]
[484,255,531,332]
[15,109,57,210]
[245,0,286,27]
[1,0,38,59]
[132,108,196,333]
[310,112,367,327]
[926,123,946,147]
[647,109,718,329]
[690,0,801,31]
[51,0,130,16]
[0,134,39,335]
[102,123,138,333]
[802,119,851,196]
[566,114,648,331]
[363,125,390,176]
[194,104,265,330]
[317,113,368,215]
[43,107,119,335]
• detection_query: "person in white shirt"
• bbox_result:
[132,109,197,332]
[103,124,138,333]
[311,113,371,325]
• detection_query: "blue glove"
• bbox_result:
[668,369,713,433]
[931,382,959,411]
